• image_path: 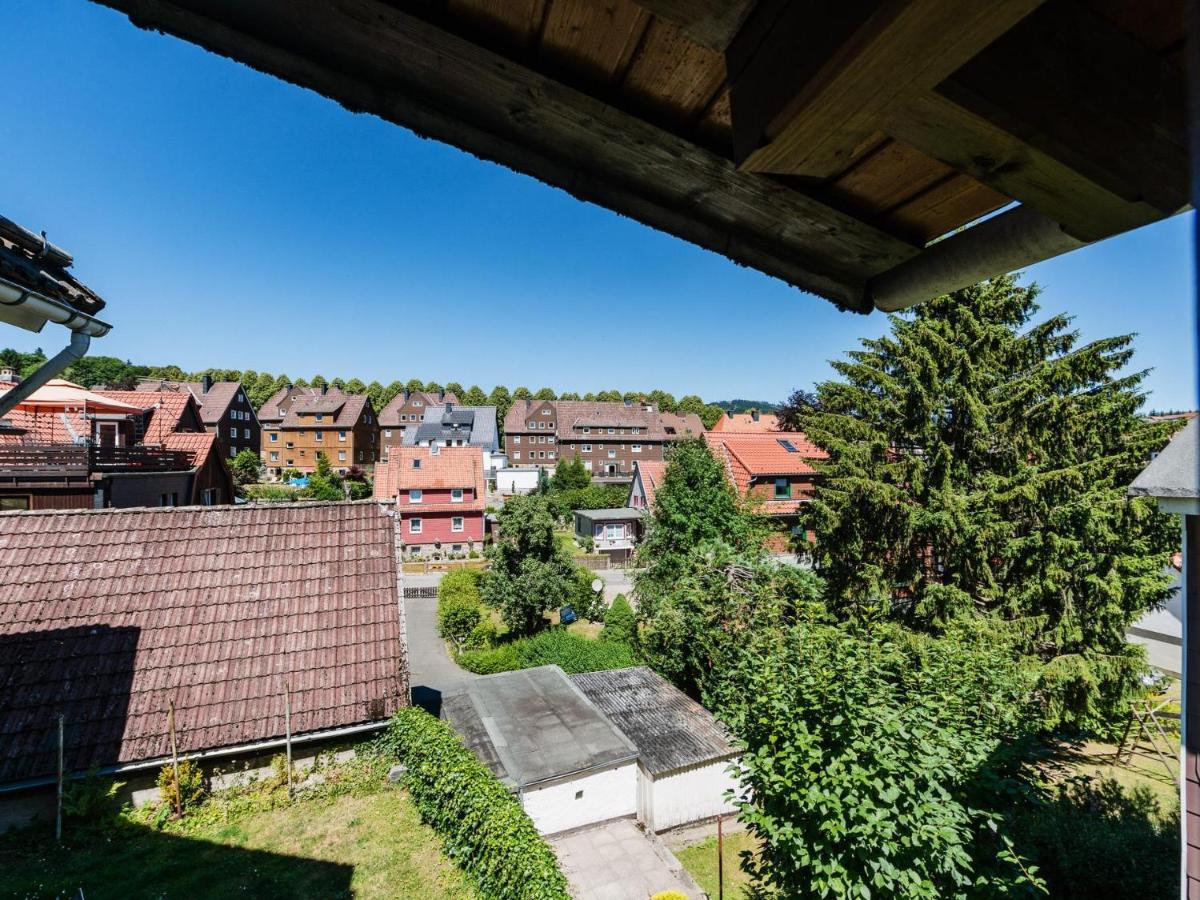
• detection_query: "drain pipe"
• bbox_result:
[0,278,111,418]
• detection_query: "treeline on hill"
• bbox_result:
[0,348,727,430]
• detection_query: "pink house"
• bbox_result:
[374,445,485,557]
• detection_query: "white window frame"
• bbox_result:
[582,427,590,434]
[339,430,347,442]
[315,431,323,442]
[269,432,278,442]
[451,488,464,503]
[632,444,642,453]
[606,522,623,540]
[513,451,521,459]
[338,450,347,461]
[385,429,392,437]
[229,426,237,438]
[608,450,616,459]
[451,516,464,533]
[244,428,251,439]
[512,435,520,444]
[410,518,422,534]
[582,444,592,453]
[269,451,279,461]
[409,489,423,503]
[229,446,237,458]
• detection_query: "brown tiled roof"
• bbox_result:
[259,386,322,424]
[709,412,780,433]
[375,445,484,503]
[379,391,460,427]
[162,430,218,468]
[282,392,369,429]
[95,391,197,444]
[136,380,246,426]
[0,215,106,316]
[0,501,405,785]
[504,400,703,441]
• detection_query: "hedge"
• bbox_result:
[457,629,638,676]
[381,707,570,900]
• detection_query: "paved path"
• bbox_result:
[550,819,704,900]
[402,572,478,713]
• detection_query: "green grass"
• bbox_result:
[674,829,757,900]
[554,529,587,557]
[0,778,474,899]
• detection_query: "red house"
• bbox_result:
[374,445,484,558]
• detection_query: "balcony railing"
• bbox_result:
[0,443,191,475]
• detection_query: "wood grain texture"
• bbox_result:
[628,0,757,51]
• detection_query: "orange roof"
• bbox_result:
[96,390,195,444]
[710,412,780,433]
[0,407,88,444]
[633,459,666,510]
[163,431,218,468]
[704,432,826,513]
[374,445,484,499]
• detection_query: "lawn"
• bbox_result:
[0,783,474,899]
[673,827,757,900]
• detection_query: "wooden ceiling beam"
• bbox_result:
[95,0,921,312]
[628,0,758,52]
[728,0,1045,177]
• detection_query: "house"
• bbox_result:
[503,400,703,480]
[495,467,540,496]
[572,667,740,833]
[136,376,261,460]
[1128,417,1199,894]
[378,390,460,458]
[709,410,780,433]
[1125,562,1182,676]
[628,459,666,512]
[390,403,502,476]
[573,508,644,563]
[0,501,408,830]
[704,431,828,552]
[0,378,234,509]
[263,386,379,477]
[442,665,740,836]
[374,444,485,557]
[441,666,639,835]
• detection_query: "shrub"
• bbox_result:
[62,769,125,823]
[438,595,482,650]
[600,594,636,645]
[381,708,570,900]
[515,629,637,674]
[465,619,498,651]
[457,643,522,675]
[156,759,206,813]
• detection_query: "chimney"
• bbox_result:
[446,402,453,412]
[201,373,212,394]
[320,383,328,396]
[0,366,18,384]
[751,410,760,422]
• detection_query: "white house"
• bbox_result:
[1126,565,1183,676]
[572,667,741,832]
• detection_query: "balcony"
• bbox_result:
[0,443,192,483]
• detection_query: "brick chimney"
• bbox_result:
[751,410,760,422]
[0,366,18,385]
[201,373,212,393]
[320,383,328,396]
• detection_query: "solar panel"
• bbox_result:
[778,439,798,452]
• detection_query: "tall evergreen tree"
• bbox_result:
[798,276,1180,727]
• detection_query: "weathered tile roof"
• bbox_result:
[378,391,460,427]
[0,215,106,316]
[374,445,484,506]
[282,392,368,429]
[259,385,325,424]
[571,667,737,776]
[709,412,780,433]
[504,400,704,441]
[162,430,218,468]
[0,501,405,785]
[96,390,197,444]
[135,380,245,426]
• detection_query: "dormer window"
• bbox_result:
[451,489,463,503]
[409,489,422,504]
[315,414,324,422]
[542,409,551,415]
[412,459,421,469]
[431,444,440,455]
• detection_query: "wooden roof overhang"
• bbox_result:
[95,0,1191,313]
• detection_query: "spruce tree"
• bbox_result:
[798,276,1180,727]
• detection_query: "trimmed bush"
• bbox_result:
[458,629,638,676]
[438,570,484,650]
[600,594,636,645]
[381,707,570,900]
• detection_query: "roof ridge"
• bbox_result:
[0,498,389,518]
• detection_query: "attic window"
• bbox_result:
[431,444,440,455]
[778,439,798,452]
[412,459,421,469]
[664,427,676,435]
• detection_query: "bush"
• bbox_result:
[438,595,482,650]
[381,708,570,900]
[465,619,498,651]
[458,629,638,676]
[156,759,206,813]
[1007,775,1177,899]
[601,594,636,645]
[457,643,522,675]
[62,769,125,823]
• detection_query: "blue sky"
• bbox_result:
[2,1,1195,408]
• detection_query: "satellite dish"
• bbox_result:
[591,578,603,593]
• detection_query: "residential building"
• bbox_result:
[0,378,234,510]
[136,375,261,459]
[1128,417,1199,893]
[503,400,703,479]
[263,386,379,477]
[704,431,828,551]
[709,410,780,432]
[573,508,644,563]
[628,460,665,512]
[374,444,485,557]
[387,402,502,476]
[0,501,407,829]
[379,390,460,457]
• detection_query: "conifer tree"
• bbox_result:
[798,276,1180,727]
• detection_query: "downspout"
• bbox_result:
[0,277,111,419]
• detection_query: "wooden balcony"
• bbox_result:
[0,443,192,481]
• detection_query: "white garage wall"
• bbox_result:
[521,762,637,835]
[649,757,740,832]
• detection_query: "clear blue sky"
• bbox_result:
[3,0,1195,408]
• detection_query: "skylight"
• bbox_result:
[778,439,798,453]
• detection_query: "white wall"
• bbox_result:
[521,762,637,835]
[496,468,539,495]
[645,757,740,833]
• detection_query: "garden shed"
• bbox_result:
[572,667,740,833]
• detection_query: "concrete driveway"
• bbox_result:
[402,572,478,713]
[550,818,704,900]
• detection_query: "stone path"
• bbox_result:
[550,818,704,900]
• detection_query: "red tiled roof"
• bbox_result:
[374,445,484,499]
[0,501,405,785]
[96,390,195,444]
[705,432,826,514]
[0,407,87,444]
[710,412,780,433]
[162,430,218,468]
[136,380,247,426]
[633,459,666,510]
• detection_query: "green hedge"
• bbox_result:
[381,708,570,900]
[457,629,638,676]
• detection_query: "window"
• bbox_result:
[270,433,278,442]
[542,409,551,415]
[159,492,178,507]
[412,458,422,469]
[238,392,245,403]
[606,523,623,540]
[314,431,323,442]
[409,489,423,503]
[370,450,376,462]
[201,488,217,506]
[607,450,616,459]
[315,414,324,422]
[430,444,440,456]
[270,451,279,461]
[547,452,555,459]
[451,488,463,503]
[229,446,237,458]
[778,439,799,453]
[582,427,590,434]
[632,427,641,434]
[338,450,346,461]
[774,478,791,499]
[385,429,392,438]
[582,444,592,453]
[452,544,462,553]
[244,428,251,439]
[0,496,30,511]
[548,436,556,444]
[358,450,364,461]
[512,435,520,444]
[410,518,423,534]
[229,426,237,438]
[370,432,376,444]
[413,400,423,407]
[632,444,642,453]
[339,430,347,442]
[452,516,464,533]
[538,435,545,444]
[513,451,521,459]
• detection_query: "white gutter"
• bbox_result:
[0,276,113,419]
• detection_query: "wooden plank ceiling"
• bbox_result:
[95,0,1190,313]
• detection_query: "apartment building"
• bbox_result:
[136,375,261,459]
[262,386,379,476]
[378,389,460,457]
